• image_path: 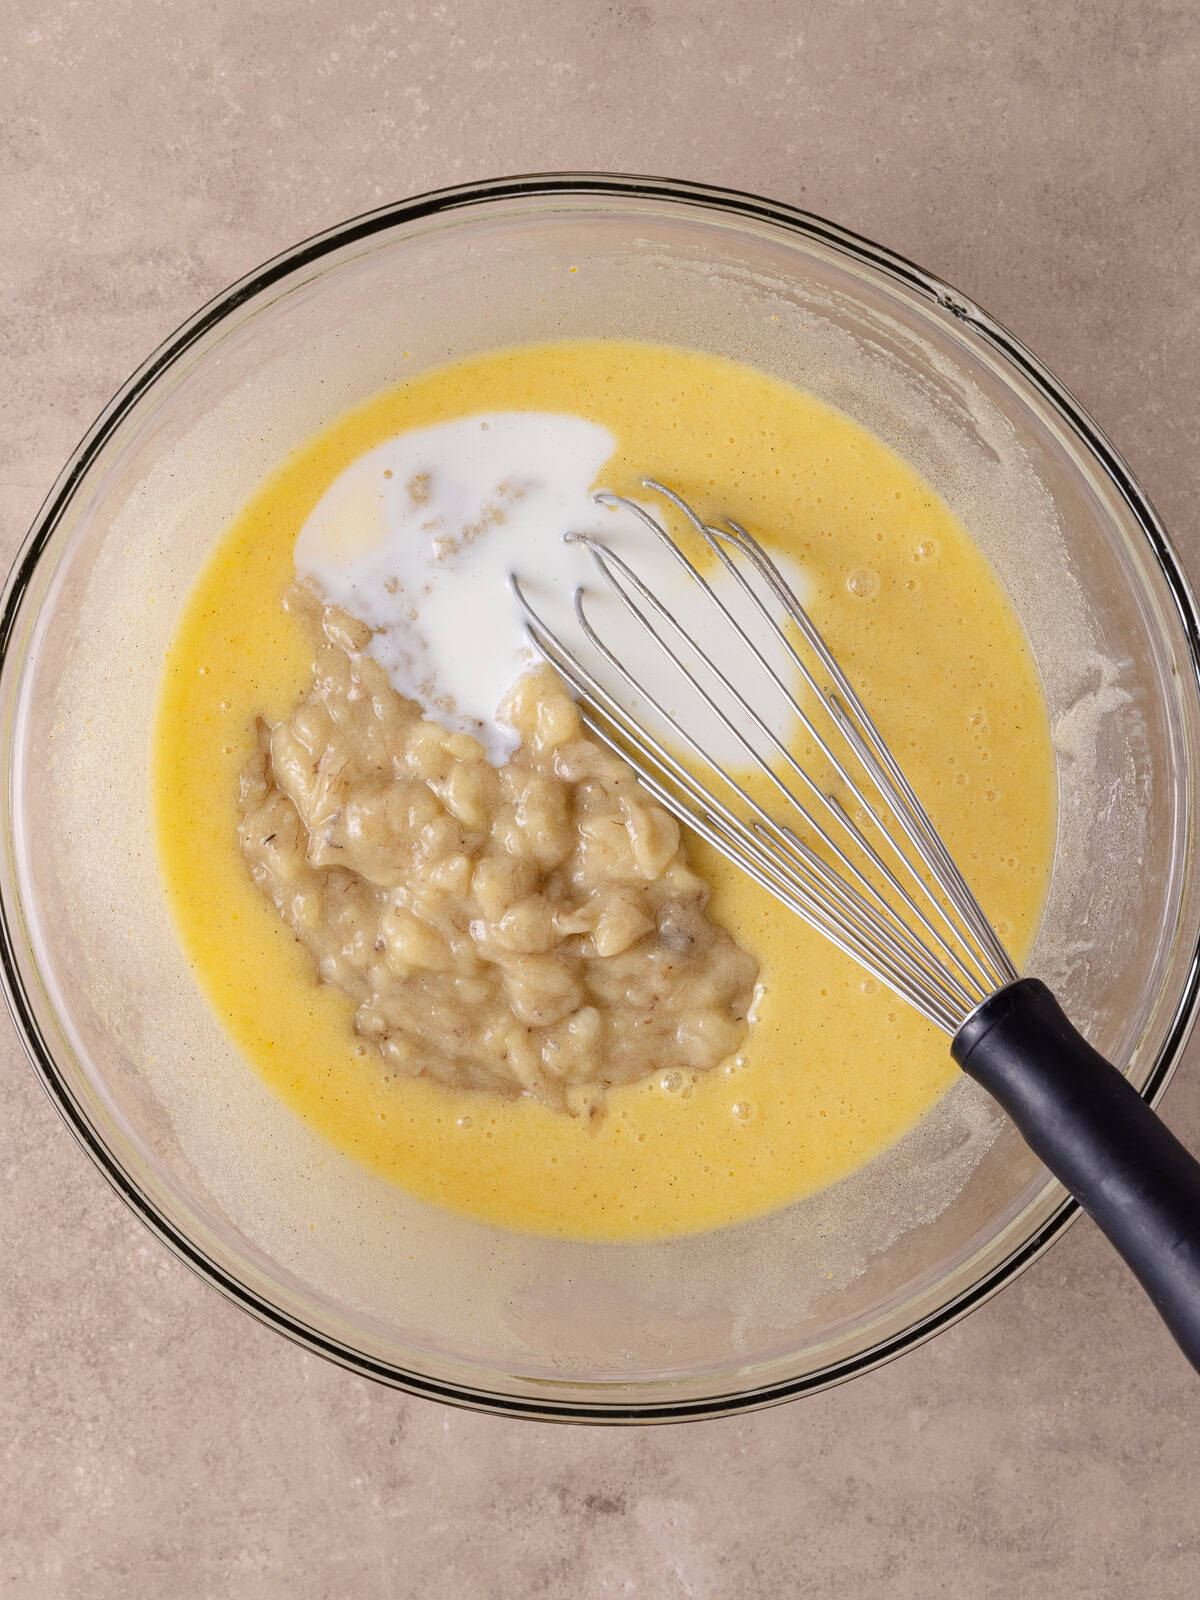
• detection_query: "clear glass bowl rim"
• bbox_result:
[4,170,1200,1423]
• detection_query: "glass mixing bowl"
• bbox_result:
[3,175,1199,1422]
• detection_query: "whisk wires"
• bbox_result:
[510,483,1018,1033]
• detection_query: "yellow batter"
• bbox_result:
[154,339,1056,1241]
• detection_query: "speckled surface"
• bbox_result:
[3,2,1200,1595]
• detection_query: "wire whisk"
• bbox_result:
[511,478,1200,1372]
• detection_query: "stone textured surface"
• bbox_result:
[3,2,1200,1595]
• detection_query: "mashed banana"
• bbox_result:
[237,582,758,1115]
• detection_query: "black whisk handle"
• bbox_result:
[952,977,1200,1373]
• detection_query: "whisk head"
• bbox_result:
[510,481,1018,1033]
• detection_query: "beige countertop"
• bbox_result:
[4,2,1199,1595]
